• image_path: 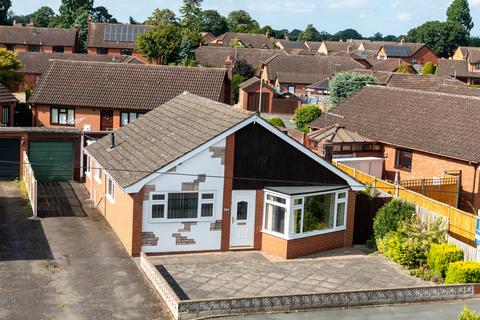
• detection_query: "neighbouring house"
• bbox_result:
[200,32,216,45]
[310,85,480,212]
[358,40,396,51]
[275,39,309,53]
[0,24,78,53]
[29,59,232,131]
[207,32,275,49]
[333,49,374,69]
[376,42,437,66]
[238,77,300,114]
[15,52,143,92]
[261,55,365,95]
[84,92,363,258]
[318,40,360,55]
[306,79,330,104]
[0,84,18,127]
[194,46,285,71]
[86,22,150,59]
[370,58,416,73]
[436,59,480,85]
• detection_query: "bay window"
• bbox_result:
[149,191,215,221]
[263,189,348,239]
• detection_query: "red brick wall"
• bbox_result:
[221,133,235,250]
[414,46,438,65]
[254,189,264,250]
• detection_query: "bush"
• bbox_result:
[427,244,464,278]
[459,306,480,320]
[232,74,246,103]
[268,117,285,127]
[294,104,321,132]
[421,62,436,75]
[445,261,480,284]
[373,199,415,241]
[329,72,378,106]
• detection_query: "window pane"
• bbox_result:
[129,112,137,122]
[121,112,129,126]
[266,194,286,204]
[201,203,213,217]
[266,203,285,233]
[236,201,248,220]
[336,202,346,227]
[293,198,303,206]
[67,109,74,125]
[152,194,165,200]
[59,112,67,124]
[51,108,58,123]
[168,193,198,219]
[337,192,346,199]
[303,193,335,232]
[152,204,165,218]
[291,208,302,234]
[201,193,214,200]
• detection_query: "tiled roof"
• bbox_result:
[29,60,227,111]
[0,83,17,103]
[239,76,260,89]
[359,40,396,51]
[276,40,308,50]
[385,73,467,91]
[308,124,374,143]
[350,69,393,85]
[276,73,330,85]
[86,92,252,187]
[194,46,285,69]
[381,43,426,57]
[87,22,151,49]
[211,33,274,49]
[455,46,480,63]
[305,41,323,51]
[310,85,480,163]
[371,58,415,73]
[0,25,77,46]
[265,55,365,82]
[321,40,360,53]
[17,52,143,74]
[437,59,480,79]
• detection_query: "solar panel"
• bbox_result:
[103,25,147,42]
[384,45,411,57]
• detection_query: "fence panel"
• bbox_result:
[22,151,37,218]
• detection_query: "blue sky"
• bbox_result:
[11,0,480,36]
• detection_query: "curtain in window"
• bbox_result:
[168,193,198,219]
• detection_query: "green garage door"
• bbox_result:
[29,141,73,182]
[0,139,20,180]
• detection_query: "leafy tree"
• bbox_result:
[9,14,32,25]
[0,49,23,87]
[129,16,139,24]
[373,199,415,242]
[180,0,202,29]
[136,23,182,64]
[226,10,260,33]
[57,0,93,27]
[145,9,178,25]
[446,0,473,34]
[31,6,55,27]
[298,24,321,41]
[370,32,383,41]
[383,34,398,42]
[90,6,117,23]
[288,29,302,41]
[198,10,228,36]
[294,104,321,132]
[73,6,116,53]
[396,63,413,73]
[421,62,436,75]
[407,20,468,58]
[233,59,255,78]
[232,74,245,103]
[334,28,362,40]
[0,0,11,25]
[329,72,378,106]
[468,36,480,47]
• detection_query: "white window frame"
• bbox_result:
[262,189,349,240]
[106,176,115,204]
[85,155,92,177]
[94,161,102,184]
[148,191,216,223]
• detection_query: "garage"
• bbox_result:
[0,139,20,180]
[29,141,74,182]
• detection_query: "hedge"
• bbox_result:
[427,244,463,278]
[373,199,415,242]
[445,261,480,284]
[268,117,285,127]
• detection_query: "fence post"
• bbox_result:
[421,178,426,196]
[395,182,399,197]
[353,168,357,178]
[373,177,377,188]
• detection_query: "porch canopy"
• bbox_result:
[262,185,350,240]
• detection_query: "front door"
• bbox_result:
[230,191,256,248]
[100,110,114,131]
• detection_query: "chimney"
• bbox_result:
[347,45,352,54]
[224,56,233,105]
[27,19,34,27]
[265,30,271,39]
[13,19,16,26]
[110,133,115,149]
[400,38,405,45]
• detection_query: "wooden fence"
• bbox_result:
[334,162,477,245]
[22,151,37,218]
[400,176,459,207]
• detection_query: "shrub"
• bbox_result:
[328,72,378,106]
[232,74,246,103]
[421,62,436,75]
[294,104,321,132]
[373,199,415,241]
[445,261,480,284]
[459,306,480,320]
[268,117,285,127]
[427,244,464,278]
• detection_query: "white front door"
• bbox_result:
[230,191,256,248]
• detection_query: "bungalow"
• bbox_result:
[0,84,18,127]
[0,24,78,53]
[261,55,365,95]
[207,32,275,49]
[310,85,480,212]
[436,59,480,85]
[275,39,310,53]
[376,42,437,66]
[84,92,363,258]
[318,40,360,55]
[28,59,232,131]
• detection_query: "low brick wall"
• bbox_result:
[140,252,479,320]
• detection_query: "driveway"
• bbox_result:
[0,181,170,319]
[150,249,429,300]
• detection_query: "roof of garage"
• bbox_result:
[0,84,18,103]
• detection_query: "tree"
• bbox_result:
[129,16,139,24]
[298,24,321,41]
[294,105,321,132]
[145,9,177,25]
[334,28,362,40]
[73,6,116,53]
[329,72,378,106]
[198,10,228,35]
[421,62,436,75]
[0,49,23,87]
[407,21,468,58]
[383,35,398,42]
[233,59,255,78]
[468,36,480,47]
[57,0,93,27]
[396,63,414,73]
[446,0,473,34]
[90,6,117,23]
[136,23,182,64]
[31,6,55,27]
[232,74,245,103]
[226,10,260,33]
[289,29,302,41]
[180,0,202,28]
[268,117,285,127]
[370,32,383,41]
[0,0,11,25]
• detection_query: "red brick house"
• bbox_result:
[310,85,480,212]
[28,60,232,131]
[84,92,363,258]
[376,42,437,66]
[0,24,78,53]
[0,84,18,127]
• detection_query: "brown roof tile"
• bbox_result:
[308,124,373,144]
[29,60,227,111]
[210,32,275,49]
[437,59,480,79]
[0,25,77,46]
[0,83,17,103]
[276,40,308,50]
[321,40,360,53]
[194,46,285,69]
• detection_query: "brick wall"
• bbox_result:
[221,133,235,250]
[414,46,438,65]
[254,189,264,250]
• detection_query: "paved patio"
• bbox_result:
[150,249,430,300]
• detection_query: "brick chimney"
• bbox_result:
[347,45,352,54]
[224,56,234,105]
[400,38,405,45]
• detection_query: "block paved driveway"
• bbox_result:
[151,250,430,300]
[0,181,170,320]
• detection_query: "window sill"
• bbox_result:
[106,194,115,204]
[262,227,347,241]
[148,217,216,224]
[94,176,102,184]
[394,166,412,172]
[85,172,91,178]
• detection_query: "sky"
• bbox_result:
[11,0,480,37]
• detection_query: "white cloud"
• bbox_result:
[396,12,413,21]
[248,1,316,13]
[469,0,480,7]
[328,0,367,9]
